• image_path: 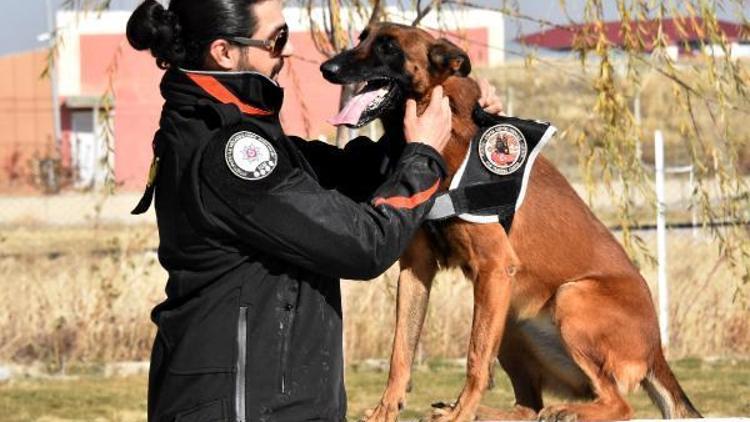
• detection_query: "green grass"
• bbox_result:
[0,376,147,422]
[346,361,516,420]
[1,359,748,421]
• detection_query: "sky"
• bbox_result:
[0,1,747,57]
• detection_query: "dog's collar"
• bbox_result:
[426,107,556,230]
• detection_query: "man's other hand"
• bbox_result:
[476,77,505,115]
[404,86,452,154]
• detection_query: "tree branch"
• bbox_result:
[412,0,441,27]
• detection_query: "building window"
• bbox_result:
[70,108,109,190]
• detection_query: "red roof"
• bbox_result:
[517,17,746,51]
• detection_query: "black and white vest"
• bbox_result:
[426,107,557,230]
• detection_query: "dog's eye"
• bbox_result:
[376,36,400,53]
[358,29,370,42]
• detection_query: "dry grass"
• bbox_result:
[1,225,747,368]
[0,226,163,367]
[640,231,750,357]
[343,267,474,362]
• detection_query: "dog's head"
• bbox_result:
[321,23,472,128]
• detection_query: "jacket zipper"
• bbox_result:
[279,303,296,394]
[236,306,248,422]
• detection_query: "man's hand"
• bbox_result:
[476,77,505,115]
[404,86,452,154]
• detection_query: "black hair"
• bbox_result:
[126,0,260,69]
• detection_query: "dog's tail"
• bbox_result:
[641,351,702,419]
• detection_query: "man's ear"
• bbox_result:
[428,38,471,77]
[206,39,239,70]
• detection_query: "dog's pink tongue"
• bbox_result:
[328,87,387,126]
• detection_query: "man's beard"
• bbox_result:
[238,49,284,80]
[237,49,254,72]
[270,60,284,79]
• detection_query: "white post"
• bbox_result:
[506,86,514,117]
[689,166,698,238]
[654,130,669,349]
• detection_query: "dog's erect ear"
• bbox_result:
[428,38,471,77]
[367,0,382,26]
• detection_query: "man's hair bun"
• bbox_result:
[126,0,186,69]
[127,0,260,70]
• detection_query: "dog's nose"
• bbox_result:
[320,60,341,81]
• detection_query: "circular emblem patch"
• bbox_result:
[225,131,278,180]
[478,124,527,175]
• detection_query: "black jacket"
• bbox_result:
[139,69,446,422]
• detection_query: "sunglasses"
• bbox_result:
[226,24,289,58]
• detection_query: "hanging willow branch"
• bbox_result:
[412,0,441,26]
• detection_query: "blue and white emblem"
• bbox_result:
[225,131,278,180]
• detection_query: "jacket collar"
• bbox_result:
[161,68,284,116]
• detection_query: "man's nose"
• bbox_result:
[320,60,341,81]
[282,39,294,57]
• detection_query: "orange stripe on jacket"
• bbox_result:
[373,180,441,210]
[186,73,273,117]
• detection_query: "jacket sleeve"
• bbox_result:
[288,135,391,201]
[196,127,446,280]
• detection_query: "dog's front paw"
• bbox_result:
[538,406,578,422]
[361,398,404,422]
[429,401,457,422]
[429,401,475,422]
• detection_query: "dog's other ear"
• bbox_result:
[367,0,382,26]
[428,38,471,77]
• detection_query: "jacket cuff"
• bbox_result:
[401,143,448,177]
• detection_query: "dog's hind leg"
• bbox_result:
[362,230,438,422]
[539,279,640,422]
[431,226,519,422]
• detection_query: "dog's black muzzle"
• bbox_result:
[320,59,343,83]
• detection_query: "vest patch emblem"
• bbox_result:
[225,131,278,180]
[478,124,527,176]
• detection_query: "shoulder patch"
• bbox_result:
[224,131,278,180]
[478,124,528,176]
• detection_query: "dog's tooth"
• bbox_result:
[365,95,383,112]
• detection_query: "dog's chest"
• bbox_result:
[424,220,496,274]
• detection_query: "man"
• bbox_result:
[127,0,502,420]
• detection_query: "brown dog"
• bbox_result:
[321,23,701,421]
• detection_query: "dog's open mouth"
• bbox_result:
[328,79,399,128]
